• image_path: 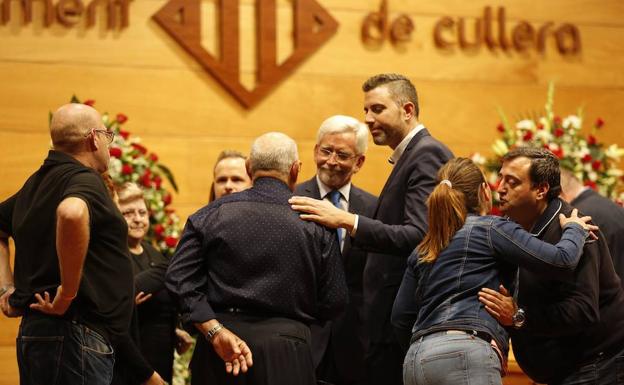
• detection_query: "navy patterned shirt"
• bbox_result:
[166,177,348,325]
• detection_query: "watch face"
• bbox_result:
[513,309,525,328]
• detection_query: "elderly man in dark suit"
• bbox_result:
[295,115,377,385]
[167,132,348,385]
[560,168,624,286]
[290,74,453,385]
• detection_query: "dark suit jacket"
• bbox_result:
[355,128,453,346]
[295,177,377,383]
[572,188,624,287]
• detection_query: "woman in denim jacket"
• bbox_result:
[391,157,596,385]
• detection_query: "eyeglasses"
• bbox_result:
[86,129,115,144]
[122,209,149,219]
[317,147,357,163]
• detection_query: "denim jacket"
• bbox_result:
[391,214,589,356]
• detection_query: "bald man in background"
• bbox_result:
[560,168,624,286]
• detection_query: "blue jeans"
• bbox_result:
[553,346,624,385]
[403,331,502,385]
[16,312,114,385]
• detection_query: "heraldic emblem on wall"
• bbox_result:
[153,0,338,108]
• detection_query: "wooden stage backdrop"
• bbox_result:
[1,0,623,383]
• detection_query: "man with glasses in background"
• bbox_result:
[0,103,140,385]
[294,115,377,385]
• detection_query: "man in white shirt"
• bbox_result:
[295,115,376,385]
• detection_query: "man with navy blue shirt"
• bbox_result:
[166,132,348,385]
[290,74,453,385]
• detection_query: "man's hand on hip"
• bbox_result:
[29,285,75,316]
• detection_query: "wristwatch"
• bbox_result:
[512,308,526,329]
[206,323,224,341]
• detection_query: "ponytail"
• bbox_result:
[417,157,485,263]
[417,182,467,263]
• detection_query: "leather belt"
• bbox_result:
[444,329,492,343]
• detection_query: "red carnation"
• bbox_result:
[109,147,122,158]
[595,118,604,128]
[551,148,564,159]
[163,194,172,206]
[592,160,602,171]
[554,128,564,137]
[153,224,165,238]
[490,206,502,216]
[584,180,597,190]
[119,130,130,140]
[496,123,505,133]
[553,116,562,125]
[131,143,148,154]
[149,153,159,162]
[153,175,162,189]
[122,164,134,175]
[581,154,592,163]
[116,113,128,124]
[83,99,95,106]
[537,123,544,130]
[140,173,152,188]
[165,236,178,248]
[587,135,597,146]
[523,131,533,141]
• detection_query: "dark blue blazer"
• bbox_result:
[572,188,624,287]
[355,128,453,346]
[295,177,377,383]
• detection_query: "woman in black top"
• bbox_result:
[116,182,192,384]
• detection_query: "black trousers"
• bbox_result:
[191,313,316,385]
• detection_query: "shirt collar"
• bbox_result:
[316,175,351,202]
[529,198,563,237]
[389,123,425,165]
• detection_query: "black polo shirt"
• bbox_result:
[0,150,133,345]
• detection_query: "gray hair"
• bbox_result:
[249,132,299,176]
[316,115,368,155]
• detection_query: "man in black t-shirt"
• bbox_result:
[0,103,154,385]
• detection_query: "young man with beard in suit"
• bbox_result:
[295,115,377,385]
[290,74,453,385]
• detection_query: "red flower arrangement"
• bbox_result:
[69,96,182,256]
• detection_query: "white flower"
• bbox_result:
[516,119,535,130]
[562,115,582,130]
[588,171,598,181]
[535,129,553,143]
[605,144,624,161]
[109,158,122,175]
[607,168,624,177]
[471,153,486,165]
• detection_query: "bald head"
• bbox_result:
[50,103,102,153]
[249,132,299,177]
